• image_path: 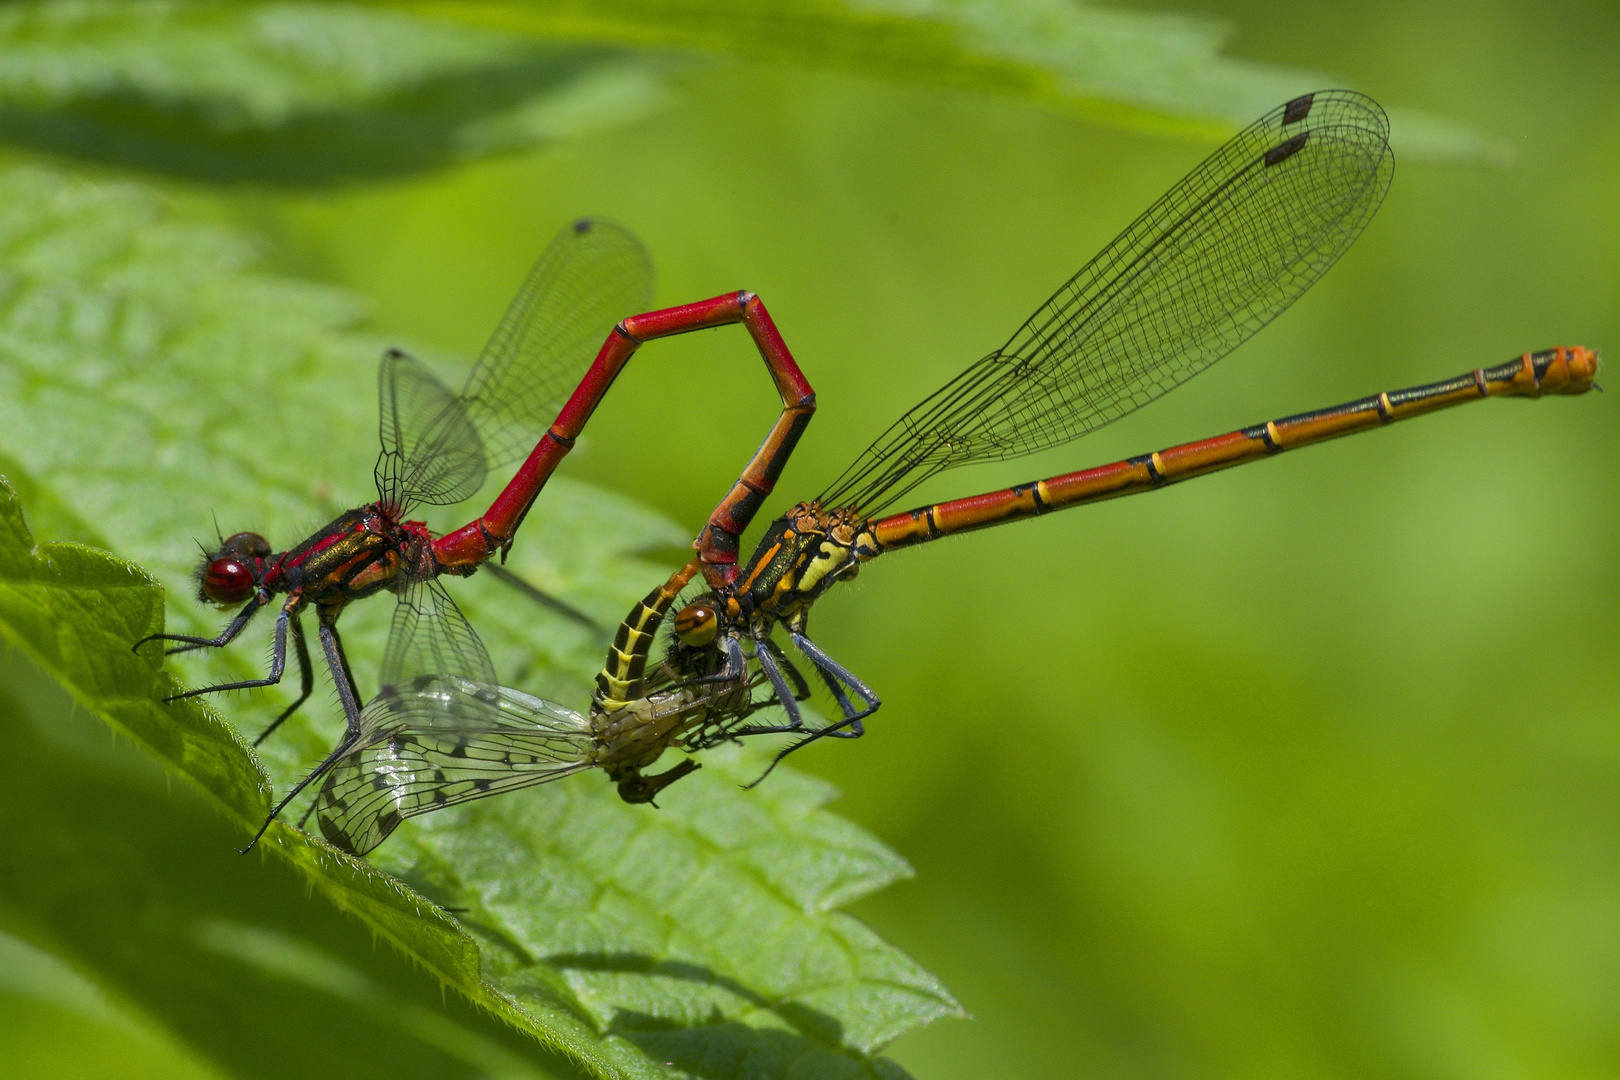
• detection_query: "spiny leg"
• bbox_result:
[740,632,883,789]
[718,636,816,752]
[741,634,807,732]
[732,629,875,741]
[133,592,266,656]
[319,620,365,736]
[758,635,811,705]
[158,596,295,704]
[789,630,879,733]
[240,620,367,852]
[254,612,312,746]
[241,729,362,854]
[666,633,750,693]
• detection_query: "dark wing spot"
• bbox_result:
[1265,132,1310,167]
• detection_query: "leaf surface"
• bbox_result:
[399,0,1498,159]
[0,0,668,183]
[0,0,1500,181]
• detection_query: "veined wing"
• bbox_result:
[460,217,655,470]
[374,348,487,515]
[379,574,496,691]
[819,90,1393,515]
[316,674,597,855]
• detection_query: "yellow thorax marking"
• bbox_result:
[794,539,846,594]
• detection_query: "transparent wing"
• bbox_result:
[461,217,655,470]
[379,574,496,691]
[819,90,1393,514]
[316,675,596,855]
[374,349,488,515]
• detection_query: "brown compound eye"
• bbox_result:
[201,556,255,605]
[673,599,718,647]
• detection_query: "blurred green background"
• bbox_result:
[2,0,1618,1077]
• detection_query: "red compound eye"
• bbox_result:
[201,557,255,605]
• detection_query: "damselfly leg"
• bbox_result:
[788,630,879,731]
[256,613,313,745]
[729,627,878,785]
[480,562,600,631]
[135,590,267,656]
[749,636,806,728]
[154,595,300,704]
[758,635,812,708]
[237,617,373,851]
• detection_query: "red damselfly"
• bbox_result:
[304,91,1597,854]
[140,218,820,850]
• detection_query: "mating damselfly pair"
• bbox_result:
[138,90,1597,856]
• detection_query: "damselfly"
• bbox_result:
[308,91,1597,852]
[607,89,1601,790]
[140,219,819,850]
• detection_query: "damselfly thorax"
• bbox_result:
[251,505,442,612]
[719,503,878,624]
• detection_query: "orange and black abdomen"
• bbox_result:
[872,347,1597,550]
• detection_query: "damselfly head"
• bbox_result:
[197,531,269,605]
[673,596,719,647]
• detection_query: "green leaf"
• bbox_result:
[376,746,954,1064]
[395,0,1498,160]
[0,654,580,1080]
[0,164,959,1077]
[0,0,1501,177]
[0,0,668,183]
